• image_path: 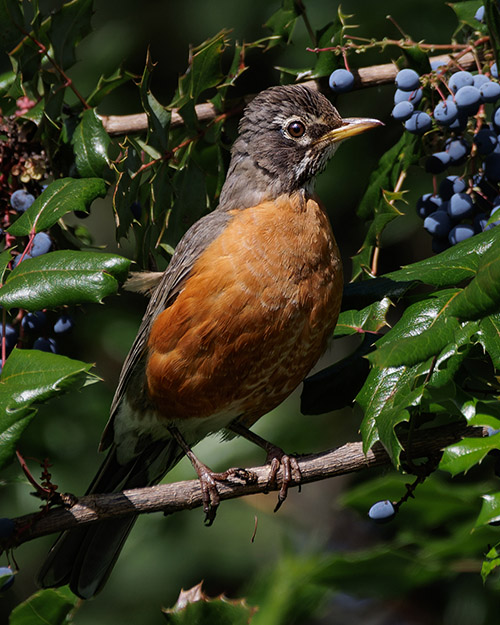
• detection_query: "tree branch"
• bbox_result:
[100,52,476,136]
[11,423,481,547]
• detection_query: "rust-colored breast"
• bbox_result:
[145,192,343,423]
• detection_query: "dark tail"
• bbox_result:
[36,439,183,599]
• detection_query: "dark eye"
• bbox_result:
[287,120,306,138]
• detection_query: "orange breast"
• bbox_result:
[146,191,343,423]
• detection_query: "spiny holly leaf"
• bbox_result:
[0,249,12,283]
[440,433,500,476]
[71,109,111,178]
[140,51,171,153]
[112,139,144,240]
[370,289,461,368]
[8,177,107,236]
[0,251,130,311]
[447,238,500,320]
[477,313,500,368]
[9,588,77,625]
[0,0,24,52]
[342,276,412,310]
[482,543,500,582]
[162,583,256,625]
[87,68,133,107]
[0,349,96,469]
[476,492,500,527]
[334,298,391,337]
[185,31,228,103]
[310,19,341,79]
[48,0,93,70]
[264,0,302,50]
[451,0,486,30]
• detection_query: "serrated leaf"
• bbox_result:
[477,312,500,368]
[451,0,486,30]
[140,52,171,153]
[0,349,95,469]
[8,177,107,236]
[72,109,111,178]
[9,588,77,625]
[440,434,500,476]
[0,250,130,311]
[342,276,412,310]
[188,31,228,102]
[0,249,12,283]
[48,0,93,70]
[264,0,302,50]
[447,238,500,320]
[476,492,500,527]
[334,298,391,337]
[87,69,133,107]
[482,543,500,582]
[311,20,341,79]
[0,0,24,52]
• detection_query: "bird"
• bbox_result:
[37,83,382,599]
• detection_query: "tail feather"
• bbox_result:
[37,439,184,599]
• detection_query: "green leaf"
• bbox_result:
[188,31,228,102]
[310,20,341,79]
[48,0,93,70]
[485,0,500,65]
[9,588,77,625]
[482,543,500,582]
[477,312,500,368]
[476,492,500,527]
[440,434,500,476]
[87,69,133,107]
[447,238,500,320]
[0,349,95,469]
[451,0,486,29]
[0,0,24,53]
[71,109,111,178]
[8,178,107,236]
[0,249,12,283]
[385,225,500,287]
[140,52,171,153]
[334,298,391,337]
[0,250,130,311]
[264,0,302,49]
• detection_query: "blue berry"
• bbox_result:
[425,151,451,174]
[474,128,497,154]
[492,63,498,79]
[474,74,490,88]
[22,311,47,333]
[12,252,32,268]
[446,138,470,163]
[455,85,481,114]
[475,6,485,22]
[439,175,467,200]
[0,566,14,592]
[417,194,443,218]
[368,500,396,523]
[0,324,18,354]
[448,71,474,93]
[395,68,420,91]
[424,211,453,237]
[0,518,15,540]
[480,81,500,102]
[405,111,431,134]
[486,426,500,436]
[431,59,447,71]
[448,192,474,219]
[328,69,355,93]
[394,88,423,105]
[493,107,500,133]
[53,314,74,334]
[473,212,488,233]
[33,337,58,353]
[31,232,52,257]
[449,224,475,245]
[392,101,414,121]
[10,189,35,213]
[433,100,458,126]
[448,111,469,131]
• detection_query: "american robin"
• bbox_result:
[37,84,381,598]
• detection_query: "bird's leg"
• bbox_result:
[229,422,302,512]
[167,426,256,525]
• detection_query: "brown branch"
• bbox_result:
[11,422,481,546]
[99,52,477,136]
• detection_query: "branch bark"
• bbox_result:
[100,52,476,136]
[11,422,481,547]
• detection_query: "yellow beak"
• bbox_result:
[319,117,384,144]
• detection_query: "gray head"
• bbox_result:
[218,84,382,210]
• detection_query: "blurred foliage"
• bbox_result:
[0,1,500,624]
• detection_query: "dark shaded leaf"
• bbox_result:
[0,251,130,311]
[0,0,24,52]
[477,313,500,368]
[264,0,302,50]
[49,0,93,69]
[8,178,107,236]
[0,349,95,469]
[72,109,111,178]
[140,52,171,153]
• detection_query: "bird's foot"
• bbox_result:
[265,445,302,512]
[193,461,257,525]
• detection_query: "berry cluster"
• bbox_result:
[391,55,500,251]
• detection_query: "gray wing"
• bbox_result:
[100,208,234,450]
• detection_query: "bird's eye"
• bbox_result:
[287,120,306,138]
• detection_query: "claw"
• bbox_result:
[265,446,302,512]
[197,466,258,525]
